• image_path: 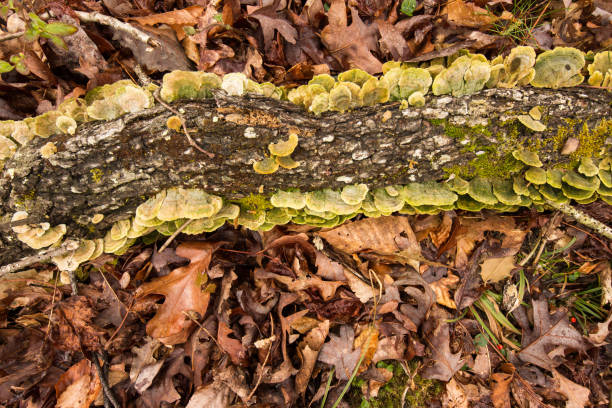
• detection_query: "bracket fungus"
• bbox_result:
[2,45,612,263]
[432,53,491,97]
[587,51,612,88]
[530,47,585,88]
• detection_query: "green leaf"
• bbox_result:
[400,0,417,16]
[0,60,14,74]
[213,13,222,23]
[28,12,47,30]
[24,26,39,42]
[9,53,22,64]
[183,25,196,35]
[49,35,67,50]
[44,22,77,36]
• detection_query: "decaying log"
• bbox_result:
[0,86,610,266]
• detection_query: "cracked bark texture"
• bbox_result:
[0,87,610,266]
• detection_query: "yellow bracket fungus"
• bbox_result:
[268,133,298,157]
[166,115,182,132]
[253,157,279,174]
[587,51,612,89]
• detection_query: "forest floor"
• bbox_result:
[0,0,611,406]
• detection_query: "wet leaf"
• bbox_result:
[480,255,516,284]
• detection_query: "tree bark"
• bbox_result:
[1,87,610,266]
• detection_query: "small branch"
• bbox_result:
[0,30,24,42]
[74,10,160,48]
[0,240,79,277]
[159,218,194,253]
[92,352,120,408]
[547,201,612,240]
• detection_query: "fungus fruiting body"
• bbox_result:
[2,45,611,263]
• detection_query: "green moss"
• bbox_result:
[90,168,103,184]
[348,361,443,408]
[235,193,273,212]
[571,119,610,161]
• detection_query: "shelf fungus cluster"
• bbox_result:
[8,150,611,272]
[253,132,300,174]
[1,46,611,271]
[0,46,609,171]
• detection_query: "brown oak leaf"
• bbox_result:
[320,0,382,73]
[136,241,222,345]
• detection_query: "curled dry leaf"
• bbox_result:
[295,319,330,395]
[318,324,363,380]
[490,372,513,408]
[136,241,223,345]
[54,359,101,408]
[551,369,590,408]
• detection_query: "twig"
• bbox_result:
[152,88,215,158]
[92,352,120,408]
[547,201,612,240]
[0,216,42,231]
[74,11,160,47]
[0,240,79,277]
[159,219,194,253]
[0,30,24,42]
[246,314,274,401]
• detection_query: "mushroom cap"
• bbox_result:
[578,157,598,177]
[500,46,536,87]
[447,175,470,195]
[398,68,432,98]
[407,91,425,107]
[0,135,17,161]
[337,69,373,86]
[276,155,300,169]
[157,187,183,221]
[359,78,389,106]
[110,219,131,241]
[136,190,167,222]
[329,84,352,112]
[308,74,336,91]
[546,168,564,189]
[11,211,29,234]
[308,93,330,115]
[373,188,404,213]
[181,189,223,219]
[236,208,266,229]
[562,171,600,191]
[18,224,66,249]
[492,179,523,205]
[55,115,77,135]
[222,72,248,96]
[306,189,361,215]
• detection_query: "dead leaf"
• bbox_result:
[130,337,165,393]
[442,378,469,408]
[320,0,382,73]
[217,321,248,366]
[318,325,363,380]
[249,0,298,48]
[318,215,421,267]
[429,271,460,309]
[551,369,590,408]
[295,319,330,395]
[54,359,101,408]
[588,312,612,346]
[50,296,104,352]
[443,0,498,28]
[422,306,463,381]
[344,270,376,303]
[480,255,516,284]
[515,299,588,370]
[136,241,222,345]
[490,372,513,408]
[186,380,230,408]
